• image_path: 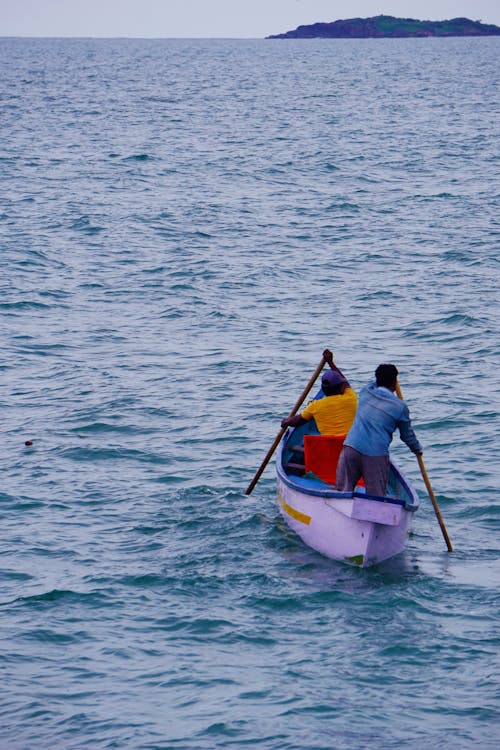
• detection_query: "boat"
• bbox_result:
[275,394,420,567]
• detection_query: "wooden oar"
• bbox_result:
[395,381,453,552]
[245,355,327,495]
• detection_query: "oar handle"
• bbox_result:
[245,356,326,495]
[395,381,453,552]
[286,356,328,418]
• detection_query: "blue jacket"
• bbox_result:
[344,381,422,456]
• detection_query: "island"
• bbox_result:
[267,15,500,39]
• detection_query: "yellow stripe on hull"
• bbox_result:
[278,491,311,526]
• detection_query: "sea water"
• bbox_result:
[0,37,499,749]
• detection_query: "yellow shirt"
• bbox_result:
[301,388,358,436]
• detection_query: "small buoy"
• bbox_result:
[25,440,33,446]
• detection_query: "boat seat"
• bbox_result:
[304,435,365,487]
[284,461,306,476]
[284,444,305,474]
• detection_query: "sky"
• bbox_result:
[2,0,500,38]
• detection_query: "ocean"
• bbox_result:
[1,36,499,749]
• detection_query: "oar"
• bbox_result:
[245,355,327,495]
[395,381,453,552]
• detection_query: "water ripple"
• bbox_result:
[0,36,498,750]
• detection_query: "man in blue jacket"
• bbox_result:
[336,364,422,496]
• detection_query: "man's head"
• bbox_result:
[375,364,398,391]
[322,369,348,395]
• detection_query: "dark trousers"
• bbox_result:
[336,445,390,497]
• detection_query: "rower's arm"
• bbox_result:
[281,414,308,429]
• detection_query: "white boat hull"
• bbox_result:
[276,431,419,568]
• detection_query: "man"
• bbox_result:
[281,350,357,437]
[336,363,422,496]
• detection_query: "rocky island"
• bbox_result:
[267,15,500,39]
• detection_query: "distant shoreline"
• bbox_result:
[1,31,500,42]
[268,15,500,40]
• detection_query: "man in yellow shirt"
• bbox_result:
[281,350,357,436]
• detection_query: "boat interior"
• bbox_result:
[280,420,417,507]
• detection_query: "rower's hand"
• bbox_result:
[323,349,334,365]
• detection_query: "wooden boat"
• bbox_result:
[276,402,420,567]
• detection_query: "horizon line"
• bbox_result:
[3,33,500,41]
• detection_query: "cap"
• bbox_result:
[321,370,347,388]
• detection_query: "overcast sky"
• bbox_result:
[2,0,500,38]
